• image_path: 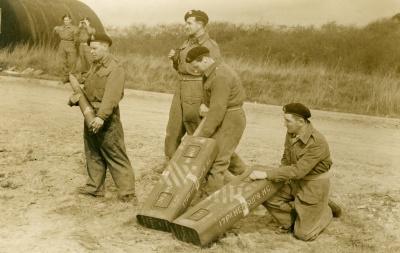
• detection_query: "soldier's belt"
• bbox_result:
[90,101,101,109]
[302,170,331,181]
[180,75,203,81]
[226,104,243,112]
[80,42,88,45]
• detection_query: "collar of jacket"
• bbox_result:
[196,32,209,44]
[295,122,314,144]
[185,32,210,46]
[204,58,222,78]
[94,53,113,68]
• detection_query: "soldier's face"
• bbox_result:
[190,58,207,73]
[185,17,202,36]
[63,17,71,26]
[283,114,302,134]
[90,42,108,61]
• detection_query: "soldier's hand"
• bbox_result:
[69,93,81,104]
[53,26,59,32]
[168,49,176,59]
[199,103,209,118]
[67,93,81,106]
[90,117,104,134]
[249,170,268,181]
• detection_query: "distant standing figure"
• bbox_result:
[67,34,137,203]
[249,103,342,241]
[53,14,77,83]
[164,10,220,159]
[74,17,95,76]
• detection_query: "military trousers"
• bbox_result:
[204,109,247,195]
[164,78,203,158]
[82,112,135,197]
[78,44,93,75]
[262,177,332,241]
[58,41,77,77]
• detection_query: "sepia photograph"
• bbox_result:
[0,0,399,252]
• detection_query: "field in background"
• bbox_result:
[0,18,399,117]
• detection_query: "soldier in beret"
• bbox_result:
[185,46,247,199]
[53,14,77,83]
[74,17,96,76]
[249,103,342,241]
[161,10,221,171]
[67,34,137,203]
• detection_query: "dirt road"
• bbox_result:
[1,75,399,253]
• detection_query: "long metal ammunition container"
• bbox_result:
[137,135,218,232]
[170,168,284,247]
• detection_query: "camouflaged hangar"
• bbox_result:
[0,0,105,47]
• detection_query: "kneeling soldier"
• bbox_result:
[249,103,342,241]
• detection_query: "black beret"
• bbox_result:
[61,14,71,20]
[81,17,90,22]
[87,34,112,46]
[186,46,210,63]
[184,10,209,25]
[283,103,311,119]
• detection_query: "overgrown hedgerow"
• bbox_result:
[0,18,399,117]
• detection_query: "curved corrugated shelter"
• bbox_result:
[0,0,105,47]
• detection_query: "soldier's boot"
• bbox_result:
[118,194,138,205]
[328,199,342,218]
[275,224,294,235]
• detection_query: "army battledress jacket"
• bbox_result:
[263,123,333,241]
[267,123,332,181]
[83,54,124,119]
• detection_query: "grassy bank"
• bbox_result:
[1,20,399,118]
[117,53,400,117]
[0,43,60,77]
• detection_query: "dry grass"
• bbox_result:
[0,37,399,118]
[0,43,60,77]
[116,53,400,117]
[225,57,400,117]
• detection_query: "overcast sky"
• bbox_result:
[79,0,400,27]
